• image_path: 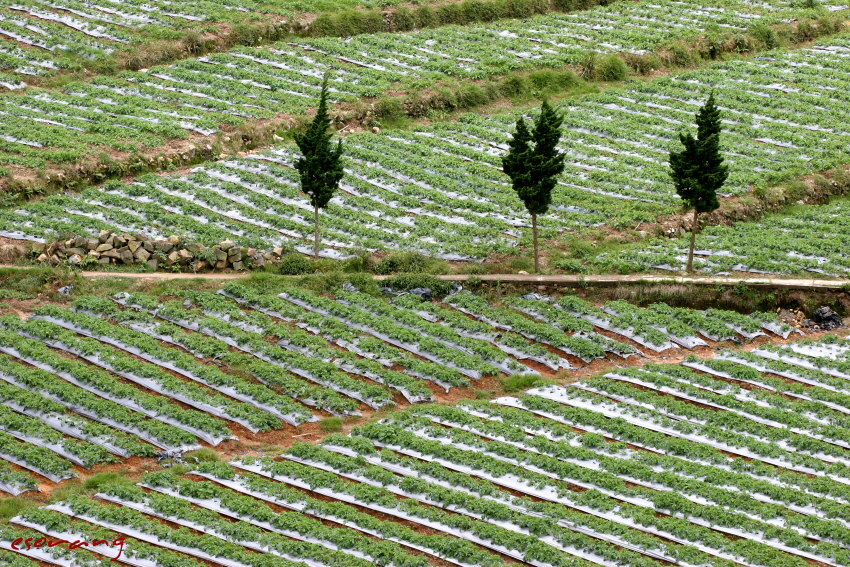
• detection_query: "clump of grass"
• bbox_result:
[83,472,135,491]
[499,373,555,394]
[185,448,221,463]
[0,497,38,523]
[320,417,344,433]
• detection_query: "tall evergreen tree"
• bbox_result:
[502,101,566,272]
[294,74,345,258]
[669,93,728,272]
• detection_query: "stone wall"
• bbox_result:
[34,231,285,271]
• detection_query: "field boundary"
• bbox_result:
[0,265,846,289]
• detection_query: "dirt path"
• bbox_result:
[1,266,844,290]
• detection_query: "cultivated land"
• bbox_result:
[4,0,850,566]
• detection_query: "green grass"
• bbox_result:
[185,448,221,463]
[320,417,344,432]
[498,373,555,393]
[0,496,38,523]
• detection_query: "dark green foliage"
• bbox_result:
[393,6,415,31]
[597,55,629,81]
[294,76,344,211]
[669,93,729,271]
[278,254,313,275]
[502,102,566,272]
[294,74,345,258]
[382,273,452,297]
[375,252,435,274]
[670,93,728,214]
[414,6,437,27]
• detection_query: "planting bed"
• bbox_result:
[7,332,850,567]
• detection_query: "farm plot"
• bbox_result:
[9,37,850,249]
[0,0,804,84]
[0,286,798,494]
[593,196,850,276]
[0,0,318,79]
[2,0,846,181]
[7,333,850,567]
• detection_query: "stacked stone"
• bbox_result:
[35,231,284,272]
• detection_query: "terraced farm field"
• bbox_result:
[595,197,850,275]
[5,291,850,567]
[7,32,850,260]
[0,0,843,171]
[0,286,800,493]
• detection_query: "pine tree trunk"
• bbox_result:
[314,203,320,259]
[686,208,698,272]
[532,212,539,273]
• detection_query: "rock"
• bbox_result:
[219,239,235,250]
[86,239,99,250]
[99,257,111,265]
[186,243,205,253]
[134,248,151,262]
[409,287,433,301]
[143,241,154,252]
[215,248,227,262]
[49,255,61,265]
[168,235,180,244]
[74,235,87,248]
[96,243,113,252]
[120,249,134,264]
[636,230,648,238]
[219,153,228,159]
[88,251,100,258]
[372,127,380,134]
[273,247,284,256]
[156,242,174,253]
[193,260,209,271]
[517,270,528,274]
[177,249,192,262]
[113,235,127,247]
[147,258,159,270]
[101,250,120,259]
[247,248,256,257]
[811,306,843,330]
[128,240,142,253]
[215,260,227,269]
[537,285,547,291]
[37,253,48,263]
[252,256,265,268]
[66,247,86,257]
[231,261,244,271]
[98,230,113,244]
[167,251,180,263]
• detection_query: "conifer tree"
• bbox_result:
[502,101,566,272]
[669,93,728,272]
[294,74,345,258]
